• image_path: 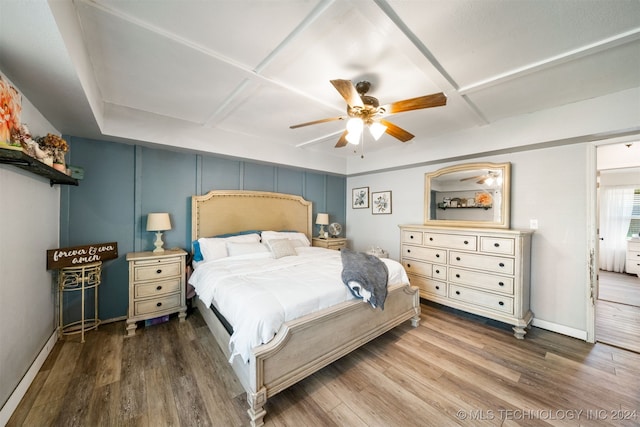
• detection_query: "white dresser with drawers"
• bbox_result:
[399,225,533,338]
[626,239,640,275]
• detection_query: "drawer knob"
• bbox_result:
[429,237,433,241]
[156,285,162,291]
[407,249,411,253]
[456,274,460,278]
[435,285,440,290]
[407,263,411,268]
[498,282,504,287]
[436,254,440,258]
[455,290,461,295]
[156,302,162,307]
[498,301,504,306]
[464,240,469,245]
[494,243,500,247]
[410,235,414,239]
[456,257,461,261]
[156,269,162,274]
[435,269,440,274]
[498,262,505,268]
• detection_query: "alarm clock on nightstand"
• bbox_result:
[328,222,342,238]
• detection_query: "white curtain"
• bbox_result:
[599,186,635,272]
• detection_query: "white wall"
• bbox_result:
[347,143,590,336]
[0,72,60,418]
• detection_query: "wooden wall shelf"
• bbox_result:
[0,147,78,186]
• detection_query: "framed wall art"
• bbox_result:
[372,191,392,214]
[352,186,369,209]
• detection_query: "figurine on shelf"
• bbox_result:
[37,133,68,166]
[10,123,43,159]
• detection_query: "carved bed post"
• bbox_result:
[247,388,267,427]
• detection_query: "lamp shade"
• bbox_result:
[146,213,172,231]
[315,213,329,225]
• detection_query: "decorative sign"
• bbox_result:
[47,242,118,270]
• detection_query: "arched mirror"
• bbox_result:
[424,162,511,228]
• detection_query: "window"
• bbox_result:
[628,189,640,237]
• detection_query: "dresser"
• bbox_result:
[312,237,348,251]
[626,239,640,275]
[399,225,533,338]
[126,248,187,336]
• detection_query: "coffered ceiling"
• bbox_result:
[1,0,639,174]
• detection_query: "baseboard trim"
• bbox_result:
[0,330,58,426]
[532,318,588,341]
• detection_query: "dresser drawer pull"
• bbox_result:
[456,274,460,278]
[464,240,469,245]
[435,285,440,290]
[407,263,411,268]
[436,254,440,258]
[456,257,461,261]
[498,263,505,268]
[407,249,411,253]
[429,237,434,241]
[455,290,461,295]
[498,301,504,306]
[435,269,440,274]
[156,302,162,307]
[156,269,162,274]
[156,285,162,291]
[494,243,500,247]
[498,282,505,287]
[410,235,414,239]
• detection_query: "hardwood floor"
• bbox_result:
[596,270,640,353]
[9,303,640,427]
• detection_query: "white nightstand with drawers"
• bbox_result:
[126,248,187,337]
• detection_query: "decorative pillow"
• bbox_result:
[192,240,204,262]
[267,238,298,259]
[198,233,261,261]
[261,231,310,247]
[227,242,269,257]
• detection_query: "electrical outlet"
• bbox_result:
[530,219,538,230]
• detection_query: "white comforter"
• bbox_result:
[188,246,409,363]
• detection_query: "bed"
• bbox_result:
[190,190,420,427]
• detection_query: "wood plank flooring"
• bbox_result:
[596,270,640,353]
[8,303,640,427]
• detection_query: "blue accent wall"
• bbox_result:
[60,136,346,321]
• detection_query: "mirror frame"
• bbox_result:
[424,161,511,229]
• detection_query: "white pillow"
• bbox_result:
[198,233,261,261]
[267,239,298,259]
[227,242,269,257]
[261,231,310,247]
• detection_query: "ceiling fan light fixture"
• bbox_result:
[346,130,361,145]
[369,121,387,140]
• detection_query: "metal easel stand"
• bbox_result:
[58,261,102,343]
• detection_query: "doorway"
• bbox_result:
[595,142,640,353]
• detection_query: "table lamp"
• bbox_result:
[147,213,172,252]
[316,213,329,238]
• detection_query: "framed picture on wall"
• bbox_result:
[352,187,369,209]
[372,191,392,214]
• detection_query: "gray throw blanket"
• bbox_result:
[340,249,388,309]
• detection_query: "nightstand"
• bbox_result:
[126,248,187,337]
[312,237,348,251]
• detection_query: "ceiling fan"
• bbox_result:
[460,171,501,185]
[290,79,447,148]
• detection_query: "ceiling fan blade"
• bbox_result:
[460,175,484,181]
[290,116,345,129]
[335,130,349,148]
[380,119,414,142]
[381,92,447,115]
[330,79,364,109]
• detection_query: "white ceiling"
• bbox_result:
[1,0,639,175]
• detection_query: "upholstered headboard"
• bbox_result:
[191,190,313,241]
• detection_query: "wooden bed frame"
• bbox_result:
[191,190,420,427]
